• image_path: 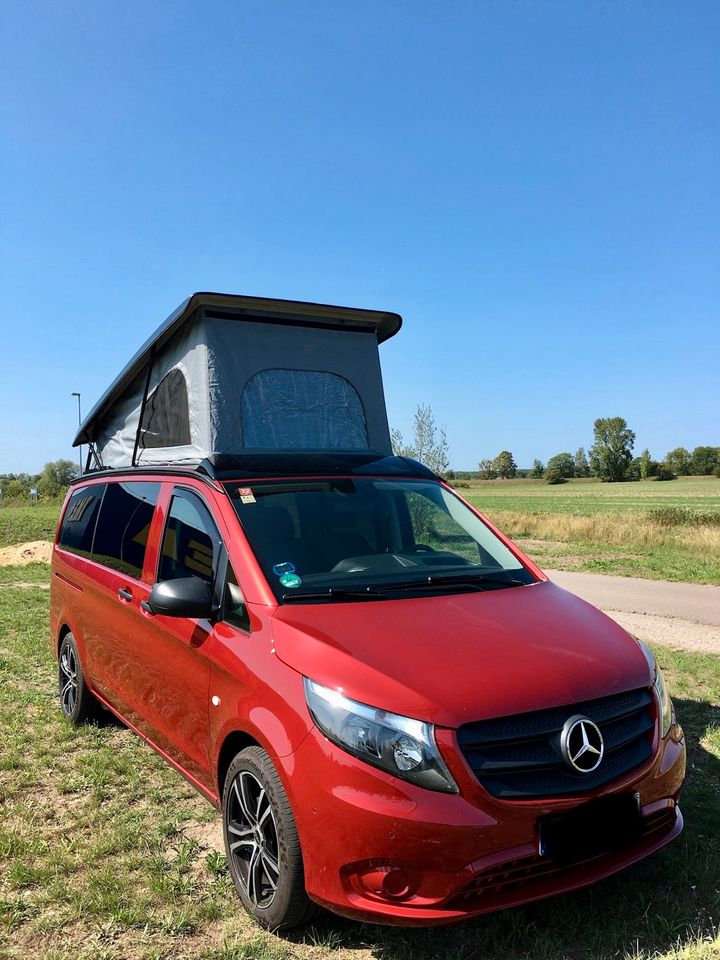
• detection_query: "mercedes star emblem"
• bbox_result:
[560,715,605,773]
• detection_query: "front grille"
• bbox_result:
[457,688,655,799]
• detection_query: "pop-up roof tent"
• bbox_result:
[74,293,402,471]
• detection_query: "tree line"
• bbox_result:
[478,417,720,483]
[0,460,78,502]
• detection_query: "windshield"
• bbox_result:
[227,478,536,601]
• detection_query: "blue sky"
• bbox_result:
[1,0,718,473]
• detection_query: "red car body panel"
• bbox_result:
[49,470,686,926]
[270,582,651,728]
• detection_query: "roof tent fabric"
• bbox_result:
[75,293,402,469]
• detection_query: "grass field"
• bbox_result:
[0,567,719,960]
[461,476,720,585]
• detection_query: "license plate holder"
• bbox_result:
[538,793,642,863]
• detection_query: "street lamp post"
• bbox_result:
[71,392,82,476]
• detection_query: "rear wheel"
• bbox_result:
[222,745,317,930]
[58,632,100,724]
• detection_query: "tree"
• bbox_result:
[689,446,720,476]
[478,458,497,480]
[391,404,450,476]
[589,417,635,482]
[573,447,589,478]
[530,459,544,479]
[37,459,79,499]
[665,447,691,476]
[545,452,575,480]
[638,448,652,481]
[492,450,517,479]
[545,467,567,485]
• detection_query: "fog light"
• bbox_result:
[382,868,412,900]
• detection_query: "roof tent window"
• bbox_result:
[242,369,369,450]
[140,368,191,448]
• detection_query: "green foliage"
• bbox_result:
[589,416,635,482]
[491,450,517,479]
[37,459,78,499]
[573,447,589,478]
[638,448,652,481]
[391,404,450,476]
[666,447,691,476]
[478,458,497,480]
[545,452,574,479]
[544,467,567,485]
[690,446,720,476]
[530,459,544,479]
[655,462,676,482]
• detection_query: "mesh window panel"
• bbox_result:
[140,368,191,448]
[242,369,369,450]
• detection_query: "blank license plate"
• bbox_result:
[538,793,642,863]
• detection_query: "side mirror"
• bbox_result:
[144,577,214,619]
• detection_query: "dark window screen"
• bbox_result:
[241,369,368,450]
[58,485,106,558]
[92,482,160,578]
[158,491,219,585]
[140,367,191,448]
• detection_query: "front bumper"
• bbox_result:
[287,722,686,925]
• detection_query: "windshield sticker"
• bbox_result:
[238,487,256,504]
[279,572,302,589]
[272,561,296,577]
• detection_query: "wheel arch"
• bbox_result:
[216,729,263,801]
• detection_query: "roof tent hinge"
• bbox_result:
[85,442,104,473]
[132,345,156,468]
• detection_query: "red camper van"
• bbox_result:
[50,293,685,930]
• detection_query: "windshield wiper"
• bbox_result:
[368,574,528,594]
[282,587,387,603]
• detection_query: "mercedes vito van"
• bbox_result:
[50,453,686,930]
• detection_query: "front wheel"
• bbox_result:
[222,746,317,931]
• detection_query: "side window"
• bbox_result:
[92,482,160,578]
[158,490,219,584]
[223,564,250,632]
[58,485,106,558]
[140,367,191,448]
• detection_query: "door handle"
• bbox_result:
[118,587,133,602]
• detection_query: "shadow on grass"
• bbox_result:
[290,695,720,960]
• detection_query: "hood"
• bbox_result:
[270,581,652,728]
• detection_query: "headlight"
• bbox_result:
[637,638,673,738]
[654,664,673,738]
[303,678,458,793]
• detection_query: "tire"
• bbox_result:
[222,745,317,931]
[58,632,100,725]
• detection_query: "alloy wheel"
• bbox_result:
[59,644,78,716]
[227,770,280,907]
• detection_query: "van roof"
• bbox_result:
[74,292,402,448]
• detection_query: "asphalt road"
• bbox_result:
[546,569,720,654]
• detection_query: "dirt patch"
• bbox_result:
[0,540,52,566]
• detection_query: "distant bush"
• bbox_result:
[545,467,567,485]
[655,462,676,481]
[714,464,720,478]
[649,507,720,527]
